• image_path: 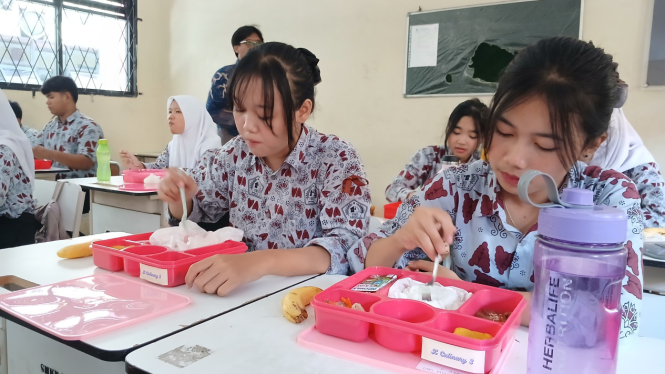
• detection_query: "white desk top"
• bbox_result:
[35,167,69,174]
[125,276,665,374]
[62,176,157,196]
[0,234,318,359]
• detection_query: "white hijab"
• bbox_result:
[0,89,35,188]
[166,95,221,169]
[589,108,655,173]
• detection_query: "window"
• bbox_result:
[0,0,138,96]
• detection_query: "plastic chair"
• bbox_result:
[33,180,86,238]
[110,161,120,176]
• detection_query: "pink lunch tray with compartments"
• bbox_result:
[92,233,247,287]
[310,267,526,374]
[122,169,168,183]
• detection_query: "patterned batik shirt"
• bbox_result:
[188,125,372,275]
[21,125,40,147]
[0,145,35,218]
[624,162,665,228]
[143,147,169,169]
[350,160,644,340]
[37,110,104,179]
[385,146,480,203]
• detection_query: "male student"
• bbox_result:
[9,100,40,147]
[32,76,104,181]
[206,25,264,144]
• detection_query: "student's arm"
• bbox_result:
[625,162,665,227]
[32,146,94,170]
[385,146,439,203]
[349,172,458,274]
[142,147,169,169]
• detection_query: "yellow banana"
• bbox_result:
[57,241,94,259]
[282,286,323,324]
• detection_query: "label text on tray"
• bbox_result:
[140,264,168,286]
[421,337,486,374]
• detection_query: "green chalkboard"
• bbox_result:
[405,0,582,96]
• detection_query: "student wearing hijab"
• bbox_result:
[0,89,38,249]
[120,96,222,170]
[589,80,665,227]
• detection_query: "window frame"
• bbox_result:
[0,0,139,97]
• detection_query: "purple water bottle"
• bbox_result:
[518,171,627,374]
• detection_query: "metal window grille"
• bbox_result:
[0,0,138,97]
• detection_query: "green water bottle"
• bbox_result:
[96,139,111,182]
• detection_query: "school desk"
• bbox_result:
[125,276,665,374]
[0,234,320,374]
[35,167,69,181]
[134,152,162,164]
[63,176,167,234]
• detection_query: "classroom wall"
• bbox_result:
[166,0,665,211]
[4,0,174,163]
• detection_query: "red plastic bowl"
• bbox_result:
[34,159,52,169]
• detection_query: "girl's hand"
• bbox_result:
[405,259,460,281]
[158,168,198,204]
[393,206,456,261]
[120,150,144,170]
[185,253,264,296]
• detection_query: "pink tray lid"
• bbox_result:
[0,274,190,340]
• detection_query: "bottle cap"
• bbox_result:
[98,139,108,145]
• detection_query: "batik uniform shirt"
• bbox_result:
[624,162,665,228]
[37,110,104,179]
[350,160,644,340]
[0,145,35,218]
[143,147,169,169]
[21,125,40,147]
[385,146,480,203]
[188,125,372,275]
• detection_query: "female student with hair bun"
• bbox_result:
[349,37,643,340]
[120,96,221,170]
[385,98,488,203]
[158,42,372,296]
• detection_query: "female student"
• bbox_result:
[120,96,221,170]
[385,99,488,202]
[0,89,38,249]
[158,42,372,296]
[349,37,643,340]
[589,81,665,227]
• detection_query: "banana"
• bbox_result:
[282,286,323,324]
[57,241,94,259]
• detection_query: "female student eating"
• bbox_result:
[349,37,643,341]
[158,42,372,296]
[385,99,488,202]
[0,89,38,249]
[120,96,221,170]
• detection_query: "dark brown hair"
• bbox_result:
[483,37,617,169]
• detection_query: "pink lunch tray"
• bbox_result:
[310,267,526,374]
[297,326,515,374]
[92,232,247,287]
[122,169,167,183]
[0,274,190,341]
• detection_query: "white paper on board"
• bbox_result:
[409,23,439,68]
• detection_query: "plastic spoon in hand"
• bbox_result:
[177,169,190,233]
[422,254,442,302]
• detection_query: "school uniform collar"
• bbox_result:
[248,125,313,169]
[56,110,82,125]
[471,163,502,218]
